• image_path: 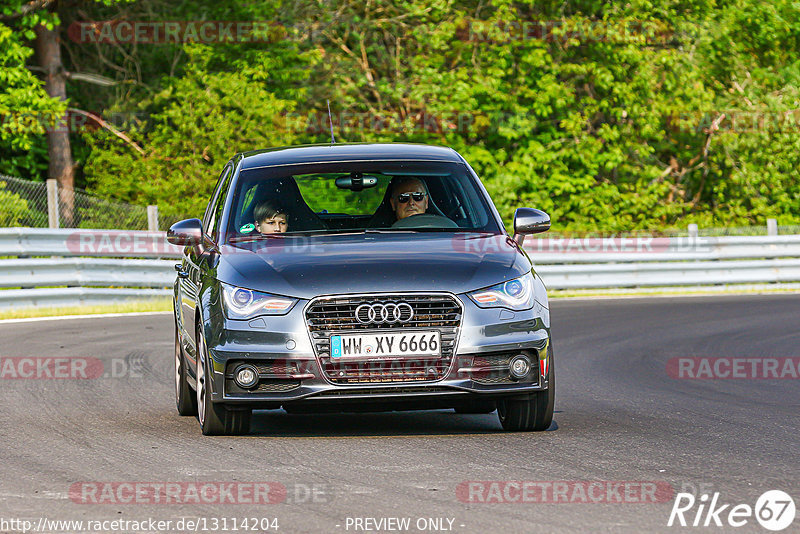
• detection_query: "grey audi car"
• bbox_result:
[168,143,554,435]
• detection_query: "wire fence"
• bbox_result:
[0,175,49,228]
[0,174,188,231]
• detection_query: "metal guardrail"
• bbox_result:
[535,259,800,289]
[0,227,182,258]
[0,228,179,309]
[525,234,800,289]
[0,258,175,289]
[1,228,800,310]
[0,287,172,309]
[526,235,800,263]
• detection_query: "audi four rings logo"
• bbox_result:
[355,302,414,324]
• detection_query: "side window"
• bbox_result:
[204,165,232,237]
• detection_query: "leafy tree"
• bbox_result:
[4,0,800,232]
[0,8,63,178]
[0,180,28,225]
[83,46,302,220]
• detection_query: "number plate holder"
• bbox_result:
[330,331,441,360]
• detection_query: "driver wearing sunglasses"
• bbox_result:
[390,177,430,221]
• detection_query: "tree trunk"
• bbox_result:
[35,21,75,227]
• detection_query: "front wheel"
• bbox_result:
[175,325,197,416]
[497,346,555,431]
[196,328,251,436]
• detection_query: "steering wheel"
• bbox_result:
[391,213,459,229]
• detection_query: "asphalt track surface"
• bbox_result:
[0,295,798,534]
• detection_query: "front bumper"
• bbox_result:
[202,293,551,408]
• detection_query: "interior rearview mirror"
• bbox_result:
[335,173,379,191]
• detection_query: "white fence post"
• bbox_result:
[767,219,778,236]
[147,205,159,232]
[688,224,698,239]
[46,179,59,229]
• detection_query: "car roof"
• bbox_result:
[237,143,463,170]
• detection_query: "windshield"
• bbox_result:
[224,161,501,240]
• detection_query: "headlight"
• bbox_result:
[469,272,536,311]
[221,283,296,319]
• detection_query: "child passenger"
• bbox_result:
[254,201,289,234]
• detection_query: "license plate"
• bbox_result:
[330,331,441,359]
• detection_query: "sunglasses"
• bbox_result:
[396,192,426,203]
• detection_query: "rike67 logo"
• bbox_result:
[668,490,796,531]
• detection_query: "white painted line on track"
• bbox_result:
[0,311,172,325]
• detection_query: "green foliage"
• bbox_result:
[0,18,64,178]
[294,174,389,215]
[0,181,28,226]
[6,0,800,231]
[83,46,301,219]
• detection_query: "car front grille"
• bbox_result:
[225,377,301,394]
[305,294,462,384]
[255,379,302,392]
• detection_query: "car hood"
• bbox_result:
[216,233,531,299]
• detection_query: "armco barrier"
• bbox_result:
[534,258,800,289]
[525,234,800,289]
[0,287,172,309]
[0,258,175,289]
[0,227,182,258]
[1,228,800,310]
[525,235,800,263]
[0,228,180,310]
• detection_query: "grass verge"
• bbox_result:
[0,298,172,320]
[549,285,800,298]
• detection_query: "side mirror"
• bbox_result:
[167,218,204,246]
[513,208,550,246]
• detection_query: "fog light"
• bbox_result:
[509,354,531,379]
[234,364,259,389]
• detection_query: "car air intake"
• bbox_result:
[224,359,308,394]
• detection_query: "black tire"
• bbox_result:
[175,325,198,416]
[454,400,497,414]
[196,328,251,436]
[497,346,555,431]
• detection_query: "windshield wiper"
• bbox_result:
[229,234,287,243]
[363,228,420,233]
[364,228,487,233]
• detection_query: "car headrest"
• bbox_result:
[366,177,445,228]
[241,176,327,232]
